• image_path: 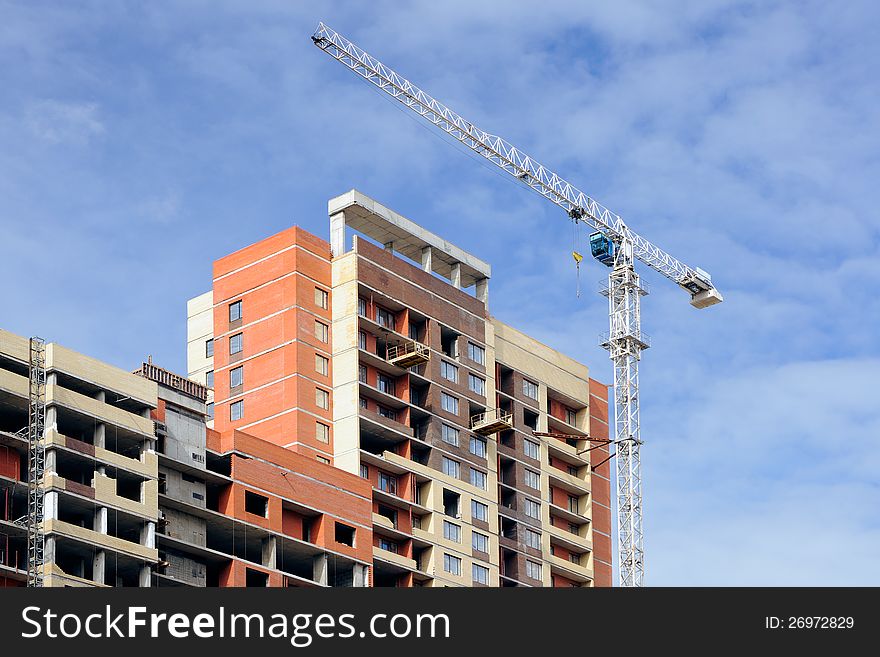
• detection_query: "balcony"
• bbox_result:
[470,409,514,436]
[385,341,430,368]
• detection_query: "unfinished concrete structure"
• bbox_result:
[188,190,612,586]
[1,329,159,586]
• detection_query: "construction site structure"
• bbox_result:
[25,337,46,586]
[1,190,611,587]
[311,23,723,586]
[187,191,612,587]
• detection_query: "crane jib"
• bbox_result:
[310,22,722,308]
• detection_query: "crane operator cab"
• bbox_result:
[589,232,615,267]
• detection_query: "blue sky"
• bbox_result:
[2,1,878,585]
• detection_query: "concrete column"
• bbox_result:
[261,536,277,570]
[330,211,346,258]
[421,246,433,272]
[94,422,105,449]
[141,521,155,549]
[353,564,369,587]
[45,448,57,475]
[44,491,59,520]
[451,262,462,289]
[45,406,57,433]
[94,390,105,403]
[44,536,56,563]
[476,277,490,304]
[139,564,152,587]
[94,506,108,534]
[313,553,328,586]
[93,550,106,585]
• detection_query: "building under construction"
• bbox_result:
[1,190,611,587]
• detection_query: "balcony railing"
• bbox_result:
[385,341,430,368]
[470,409,514,436]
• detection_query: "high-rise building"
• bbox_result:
[188,190,612,587]
[0,190,610,587]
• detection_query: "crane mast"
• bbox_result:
[312,22,722,587]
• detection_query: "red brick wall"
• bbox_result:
[211,226,334,462]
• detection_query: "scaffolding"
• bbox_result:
[26,337,47,587]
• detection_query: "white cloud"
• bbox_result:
[25,99,105,144]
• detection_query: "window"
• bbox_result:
[443,489,460,517]
[315,388,330,410]
[440,360,458,383]
[378,471,397,494]
[470,468,487,490]
[206,402,214,419]
[568,495,579,514]
[229,300,242,322]
[524,469,540,490]
[569,552,581,565]
[523,378,539,400]
[377,373,394,395]
[315,354,329,376]
[471,500,488,522]
[524,528,541,550]
[440,392,459,415]
[469,436,486,458]
[360,464,368,479]
[377,505,398,528]
[359,397,368,409]
[206,370,214,388]
[472,531,489,553]
[472,563,489,585]
[525,560,542,580]
[316,456,330,464]
[443,553,461,576]
[379,538,398,553]
[315,320,329,343]
[441,456,460,479]
[467,342,485,365]
[314,287,328,309]
[377,405,397,421]
[230,400,243,421]
[244,491,267,517]
[358,330,367,349]
[230,365,243,388]
[335,523,355,547]
[229,333,243,355]
[524,439,540,460]
[468,374,485,395]
[358,297,367,317]
[565,408,577,426]
[524,498,540,519]
[316,422,330,444]
[568,523,579,536]
[358,365,367,383]
[205,338,214,357]
[376,306,394,328]
[443,520,461,543]
[441,424,459,447]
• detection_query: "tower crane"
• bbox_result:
[311,22,723,587]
